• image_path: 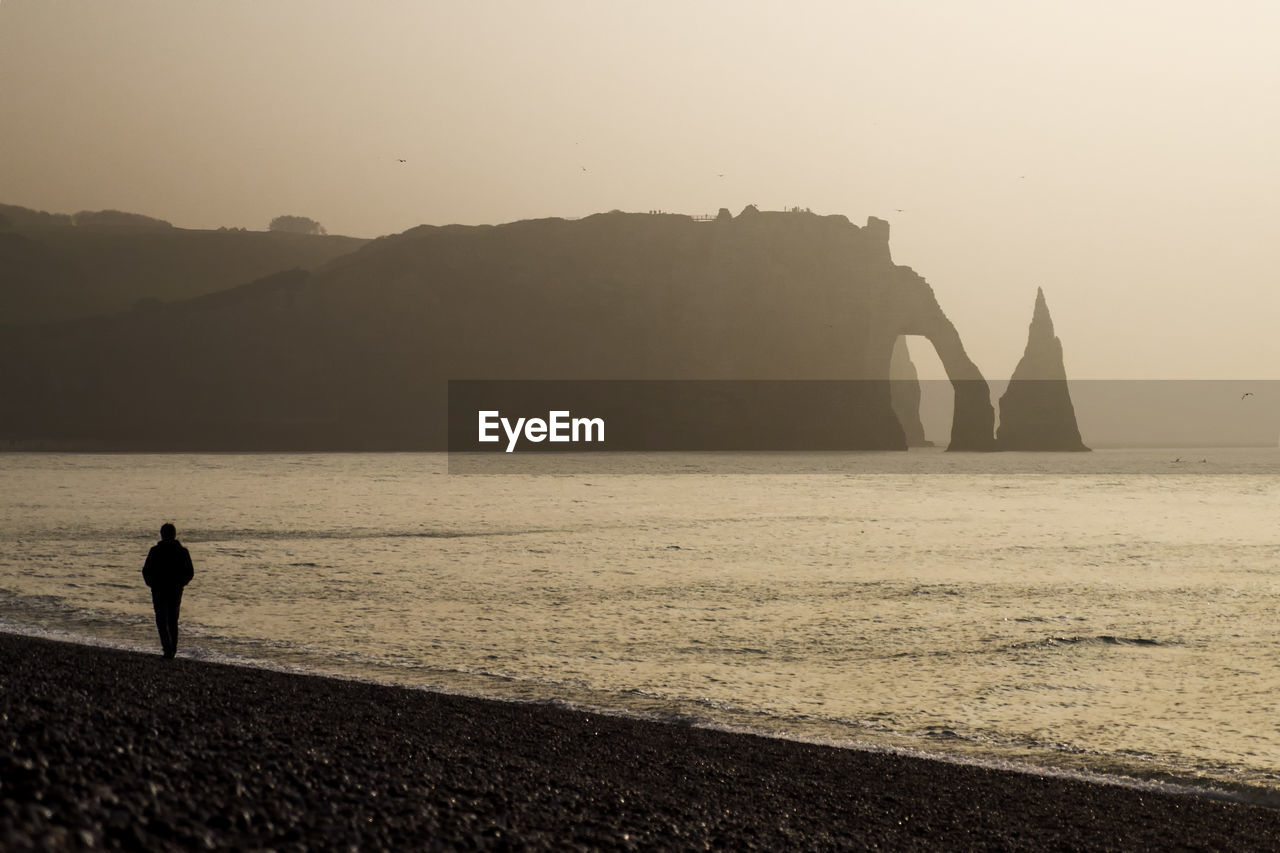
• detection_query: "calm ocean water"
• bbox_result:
[2,450,1279,803]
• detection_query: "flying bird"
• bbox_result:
[1242,392,1254,400]
[397,159,406,163]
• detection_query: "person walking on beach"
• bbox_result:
[142,523,194,659]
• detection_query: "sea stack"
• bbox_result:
[995,288,1089,451]
[890,336,933,447]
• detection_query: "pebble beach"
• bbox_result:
[3,633,1279,850]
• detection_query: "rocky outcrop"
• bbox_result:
[995,288,1089,451]
[1,207,996,451]
[889,337,932,447]
[879,261,995,451]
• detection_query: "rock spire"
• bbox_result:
[995,288,1089,451]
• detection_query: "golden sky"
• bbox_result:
[3,1,1277,379]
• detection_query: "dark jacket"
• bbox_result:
[143,539,194,591]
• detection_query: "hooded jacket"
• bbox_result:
[142,539,194,591]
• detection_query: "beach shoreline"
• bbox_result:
[3,632,1279,850]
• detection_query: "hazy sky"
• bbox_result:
[3,1,1278,379]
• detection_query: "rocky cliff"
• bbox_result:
[995,288,1089,451]
[889,337,933,447]
[0,208,995,451]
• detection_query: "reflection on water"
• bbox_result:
[2,450,1279,801]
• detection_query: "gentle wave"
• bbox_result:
[1008,635,1168,649]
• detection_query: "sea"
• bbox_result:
[2,449,1279,805]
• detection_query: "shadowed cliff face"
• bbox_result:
[879,262,995,451]
[890,337,932,447]
[995,288,1089,451]
[0,205,368,325]
[0,208,994,451]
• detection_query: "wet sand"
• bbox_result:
[2,632,1278,850]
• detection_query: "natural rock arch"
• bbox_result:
[875,264,995,451]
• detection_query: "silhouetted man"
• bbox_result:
[142,523,194,659]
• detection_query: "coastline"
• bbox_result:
[4,633,1279,850]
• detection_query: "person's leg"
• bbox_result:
[152,590,173,656]
[167,589,183,656]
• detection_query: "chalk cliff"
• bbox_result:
[1,208,995,451]
[995,288,1089,451]
[890,337,932,447]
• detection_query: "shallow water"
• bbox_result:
[2,450,1278,802]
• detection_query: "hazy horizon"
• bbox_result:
[4,1,1279,380]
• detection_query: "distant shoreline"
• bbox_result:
[4,631,1279,849]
